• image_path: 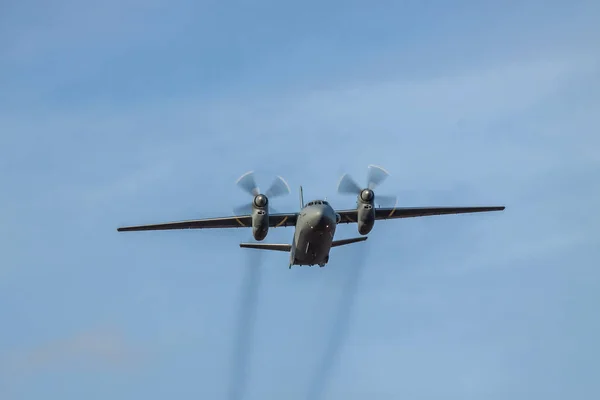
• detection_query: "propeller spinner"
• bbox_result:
[234,171,290,215]
[337,165,398,207]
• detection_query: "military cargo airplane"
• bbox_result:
[117,165,505,268]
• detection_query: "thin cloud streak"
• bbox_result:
[2,327,144,377]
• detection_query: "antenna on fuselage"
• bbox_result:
[299,186,304,209]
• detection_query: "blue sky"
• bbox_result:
[1,0,599,399]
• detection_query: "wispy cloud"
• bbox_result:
[2,1,599,399]
[79,160,176,208]
[2,327,145,378]
[6,55,590,208]
[1,0,192,64]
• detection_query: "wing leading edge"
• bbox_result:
[117,213,298,232]
[336,206,505,223]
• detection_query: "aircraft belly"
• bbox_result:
[294,226,335,265]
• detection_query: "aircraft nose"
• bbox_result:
[313,208,333,230]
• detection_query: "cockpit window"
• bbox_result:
[306,200,329,206]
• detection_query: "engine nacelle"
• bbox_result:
[252,194,269,240]
[357,188,375,235]
[357,204,374,235]
[252,209,269,240]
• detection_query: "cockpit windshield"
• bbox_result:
[306,200,329,206]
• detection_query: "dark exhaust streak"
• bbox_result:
[306,242,369,400]
[227,248,264,400]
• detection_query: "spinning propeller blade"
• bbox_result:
[236,171,260,196]
[234,171,289,215]
[366,164,390,190]
[265,176,291,198]
[233,203,254,216]
[373,194,398,208]
[337,173,362,195]
[337,165,397,207]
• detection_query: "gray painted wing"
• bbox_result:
[267,213,298,227]
[117,213,298,232]
[336,206,505,223]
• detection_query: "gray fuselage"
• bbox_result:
[290,200,337,267]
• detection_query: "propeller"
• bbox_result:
[337,164,398,207]
[233,171,291,215]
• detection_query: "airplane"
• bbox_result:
[117,165,505,268]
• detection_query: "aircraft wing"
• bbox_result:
[117,213,298,232]
[336,206,505,223]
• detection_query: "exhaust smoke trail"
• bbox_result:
[306,242,370,400]
[227,248,264,400]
